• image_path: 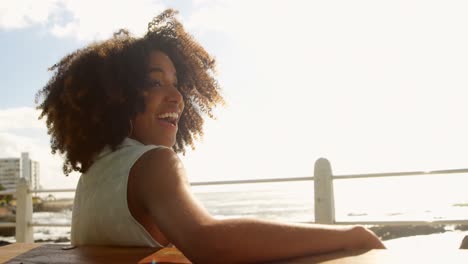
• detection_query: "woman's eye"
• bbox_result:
[148,80,162,88]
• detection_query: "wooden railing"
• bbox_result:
[2,158,468,243]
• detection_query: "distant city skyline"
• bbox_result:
[1,0,468,193]
[0,152,40,191]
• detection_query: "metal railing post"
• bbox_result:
[314,158,335,224]
[15,178,33,243]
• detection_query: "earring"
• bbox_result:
[128,119,134,137]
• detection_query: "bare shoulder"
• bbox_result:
[129,147,189,210]
[132,147,188,186]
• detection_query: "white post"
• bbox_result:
[15,178,33,243]
[314,158,335,224]
[21,152,31,184]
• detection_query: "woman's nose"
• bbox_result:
[166,86,184,107]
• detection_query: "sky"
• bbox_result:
[1,0,468,191]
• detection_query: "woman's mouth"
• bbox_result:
[157,112,179,129]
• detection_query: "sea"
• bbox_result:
[2,174,468,243]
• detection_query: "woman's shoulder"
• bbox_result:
[133,146,183,176]
[130,145,187,189]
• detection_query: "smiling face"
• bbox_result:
[130,50,184,147]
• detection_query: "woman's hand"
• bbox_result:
[344,226,386,250]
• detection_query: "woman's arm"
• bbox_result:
[131,148,385,264]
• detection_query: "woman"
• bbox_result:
[36,9,384,263]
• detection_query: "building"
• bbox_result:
[0,152,40,191]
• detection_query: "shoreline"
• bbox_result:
[2,200,468,245]
[35,198,74,212]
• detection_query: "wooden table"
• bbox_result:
[2,243,468,263]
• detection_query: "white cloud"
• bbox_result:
[0,107,43,130]
[191,0,219,6]
[0,0,61,30]
[0,0,166,41]
[50,0,166,40]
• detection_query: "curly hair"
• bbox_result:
[35,9,224,175]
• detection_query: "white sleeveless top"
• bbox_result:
[71,137,166,247]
